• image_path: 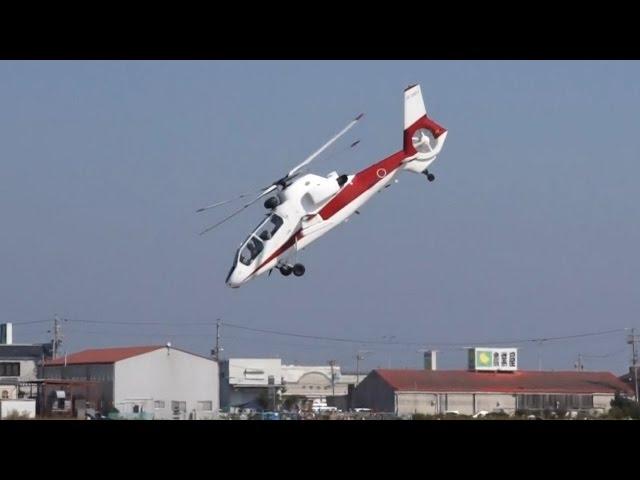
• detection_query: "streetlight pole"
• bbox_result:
[628,328,639,403]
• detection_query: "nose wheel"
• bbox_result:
[278,263,305,277]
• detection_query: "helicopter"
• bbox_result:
[197,84,448,288]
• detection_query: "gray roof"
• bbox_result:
[0,344,51,360]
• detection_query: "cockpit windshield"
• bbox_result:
[239,236,264,266]
[237,214,284,267]
[255,214,284,241]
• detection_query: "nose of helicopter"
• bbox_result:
[225,265,246,288]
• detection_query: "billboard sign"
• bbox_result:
[468,348,518,372]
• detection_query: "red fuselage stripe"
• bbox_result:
[318,150,406,220]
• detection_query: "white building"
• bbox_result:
[44,345,219,419]
[0,322,51,402]
[220,358,349,411]
[281,364,347,398]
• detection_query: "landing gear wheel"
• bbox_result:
[280,266,292,276]
[427,173,435,182]
[293,263,306,277]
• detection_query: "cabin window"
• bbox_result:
[256,214,284,241]
[239,237,264,266]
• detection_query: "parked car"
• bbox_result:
[472,410,489,418]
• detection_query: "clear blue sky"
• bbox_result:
[2,61,639,374]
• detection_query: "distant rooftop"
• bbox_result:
[45,346,163,366]
[371,369,633,395]
[0,343,51,360]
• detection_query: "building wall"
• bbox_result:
[593,394,614,412]
[475,394,516,414]
[0,360,39,381]
[0,385,18,400]
[43,365,115,412]
[114,348,219,420]
[395,392,438,415]
[226,358,282,386]
[352,372,395,412]
[44,364,114,382]
[0,399,36,418]
[443,393,474,415]
[220,358,282,410]
[283,371,348,398]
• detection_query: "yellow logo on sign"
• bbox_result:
[476,350,493,367]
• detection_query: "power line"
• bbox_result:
[65,319,215,326]
[10,319,52,325]
[221,321,629,348]
[11,317,632,351]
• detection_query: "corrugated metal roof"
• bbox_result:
[373,369,634,395]
[45,346,162,366]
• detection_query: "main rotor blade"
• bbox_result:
[287,113,364,179]
[198,185,278,236]
[196,188,265,213]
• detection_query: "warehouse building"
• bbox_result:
[353,369,633,416]
[44,345,219,419]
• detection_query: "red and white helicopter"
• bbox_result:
[197,84,448,288]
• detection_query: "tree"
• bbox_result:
[608,393,640,419]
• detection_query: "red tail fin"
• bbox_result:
[403,85,447,157]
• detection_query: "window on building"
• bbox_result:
[197,401,213,411]
[1,390,9,399]
[154,400,165,409]
[171,401,187,413]
[133,405,140,414]
[0,363,20,377]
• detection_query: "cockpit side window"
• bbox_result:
[257,214,284,241]
[239,236,264,266]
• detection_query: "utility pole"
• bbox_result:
[575,354,584,371]
[49,315,64,359]
[628,328,639,403]
[213,318,222,361]
[329,360,336,397]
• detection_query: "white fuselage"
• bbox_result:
[226,152,405,288]
[223,83,448,288]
